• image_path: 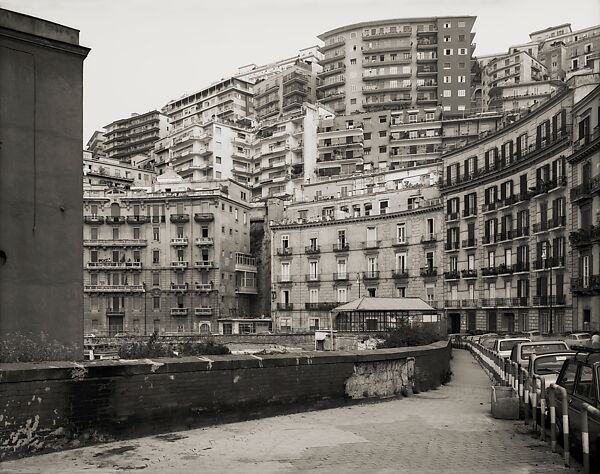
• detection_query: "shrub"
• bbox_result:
[118,332,230,359]
[377,323,442,349]
[0,332,80,363]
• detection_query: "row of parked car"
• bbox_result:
[451,331,600,462]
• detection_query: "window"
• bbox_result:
[152,250,160,264]
[152,272,160,286]
[560,361,578,393]
[574,365,594,400]
[379,130,387,138]
[379,145,387,153]
[396,224,406,243]
[458,21,465,27]
[443,90,452,97]
[350,98,357,104]
[364,132,371,140]
[337,287,347,303]
[280,262,290,281]
[443,36,451,42]
[444,49,453,56]
[350,58,356,65]
[153,227,159,241]
[216,156,221,164]
[458,89,466,97]
[458,75,466,83]
[152,296,160,310]
[379,115,387,123]
[443,63,451,69]
[444,22,451,28]
[368,288,376,297]
[443,76,452,83]
[458,48,467,55]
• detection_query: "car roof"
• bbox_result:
[499,338,531,343]
[569,332,590,336]
[531,351,575,360]
[518,340,568,347]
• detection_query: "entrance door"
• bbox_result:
[503,313,515,333]
[449,313,461,333]
[108,316,123,336]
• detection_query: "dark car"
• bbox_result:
[555,347,600,461]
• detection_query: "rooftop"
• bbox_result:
[334,297,435,312]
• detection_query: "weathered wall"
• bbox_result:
[0,10,89,351]
[0,341,450,460]
[249,218,271,317]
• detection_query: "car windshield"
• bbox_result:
[534,355,572,375]
[481,338,497,349]
[499,339,529,351]
[520,343,568,359]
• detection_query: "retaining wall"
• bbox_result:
[0,341,450,460]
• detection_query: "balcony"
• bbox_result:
[305,274,320,283]
[462,209,477,219]
[194,283,213,292]
[194,260,214,269]
[84,284,145,293]
[446,212,459,222]
[170,261,189,270]
[194,307,213,316]
[531,176,568,197]
[511,297,529,307]
[444,242,459,251]
[482,235,497,246]
[496,231,513,242]
[333,243,350,252]
[194,213,214,222]
[235,253,257,272]
[170,307,189,316]
[333,272,349,281]
[392,270,409,280]
[461,269,477,279]
[126,215,149,224]
[195,237,214,246]
[497,264,514,275]
[170,283,189,292]
[305,302,338,311]
[462,239,476,249]
[105,216,126,225]
[363,240,381,250]
[482,202,497,213]
[235,285,258,295]
[571,276,600,295]
[444,300,461,309]
[277,247,293,257]
[87,261,142,270]
[534,257,565,270]
[170,214,190,224]
[513,262,530,273]
[532,295,566,306]
[392,239,409,247]
[276,303,294,311]
[461,299,479,308]
[277,275,293,284]
[481,298,506,308]
[170,237,189,246]
[84,215,104,224]
[444,270,460,281]
[105,309,125,317]
[420,267,437,278]
[305,245,321,255]
[421,235,437,245]
[513,227,530,239]
[481,267,498,277]
[84,239,148,248]
[363,271,380,280]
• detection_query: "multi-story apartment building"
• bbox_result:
[270,168,443,331]
[487,80,565,114]
[154,119,254,186]
[568,83,600,332]
[162,77,254,130]
[83,150,156,189]
[103,110,168,162]
[253,60,319,121]
[235,46,322,83]
[439,87,573,335]
[317,17,476,116]
[83,172,260,336]
[86,130,107,158]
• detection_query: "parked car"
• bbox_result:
[481,336,499,350]
[523,330,543,341]
[510,341,570,369]
[555,347,600,461]
[530,351,575,387]
[493,337,531,358]
[564,333,591,348]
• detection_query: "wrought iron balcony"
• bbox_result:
[194,307,213,316]
[84,215,104,224]
[571,276,600,294]
[363,271,380,280]
[105,216,126,224]
[444,300,461,308]
[481,267,498,277]
[170,214,190,223]
[195,237,214,246]
[333,243,350,252]
[170,307,189,316]
[461,269,477,279]
[194,213,214,222]
[305,302,338,311]
[276,303,294,310]
[333,272,349,281]
[532,295,566,306]
[305,274,320,282]
[420,267,437,277]
[277,247,293,256]
[444,270,460,280]
[126,215,149,224]
[462,238,476,248]
[392,270,409,279]
[305,245,321,255]
[444,242,459,251]
[363,240,381,249]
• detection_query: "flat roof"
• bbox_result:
[530,23,571,38]
[318,16,476,39]
[0,7,80,44]
[335,297,435,312]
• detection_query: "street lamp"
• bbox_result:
[542,243,553,335]
[142,282,147,336]
[356,272,361,298]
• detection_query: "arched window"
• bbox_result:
[199,323,211,334]
[110,202,121,217]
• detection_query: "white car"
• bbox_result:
[564,332,591,348]
[493,337,531,358]
[509,340,570,370]
[530,351,575,387]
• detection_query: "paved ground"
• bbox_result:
[0,350,581,474]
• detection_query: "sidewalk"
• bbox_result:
[0,349,580,473]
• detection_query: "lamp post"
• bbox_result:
[356,272,361,298]
[143,282,147,336]
[542,243,553,335]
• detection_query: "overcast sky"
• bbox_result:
[3,0,599,142]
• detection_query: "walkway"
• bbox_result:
[0,350,580,474]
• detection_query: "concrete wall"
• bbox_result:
[0,9,89,351]
[0,341,450,460]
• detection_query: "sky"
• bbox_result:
[3,0,599,143]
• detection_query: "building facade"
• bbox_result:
[103,110,168,162]
[439,88,573,334]
[82,174,260,336]
[83,151,156,189]
[270,177,443,331]
[235,46,322,83]
[317,17,476,116]
[0,9,89,352]
[568,84,600,332]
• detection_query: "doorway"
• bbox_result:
[449,313,461,333]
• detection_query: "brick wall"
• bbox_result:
[0,341,450,460]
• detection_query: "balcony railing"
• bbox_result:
[277,247,293,256]
[444,270,460,280]
[170,214,190,223]
[194,283,213,292]
[170,283,189,291]
[170,237,189,246]
[305,245,321,255]
[194,307,213,316]
[446,212,459,222]
[421,235,437,244]
[571,276,600,294]
[462,238,476,248]
[444,242,459,251]
[461,269,477,279]
[496,231,513,242]
[105,216,126,225]
[305,274,320,282]
[333,272,349,281]
[514,227,530,238]
[363,240,381,249]
[497,264,513,275]
[276,303,294,310]
[126,215,149,224]
[444,300,461,308]
[194,260,214,269]
[532,295,566,306]
[195,237,214,246]
[84,284,144,293]
[84,215,104,224]
[363,271,380,280]
[392,270,409,279]
[513,262,530,273]
[170,261,189,269]
[420,267,437,277]
[392,239,409,247]
[87,261,142,270]
[461,299,479,308]
[170,307,189,316]
[84,239,148,247]
[333,243,350,252]
[481,267,498,277]
[462,209,477,218]
[194,213,214,222]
